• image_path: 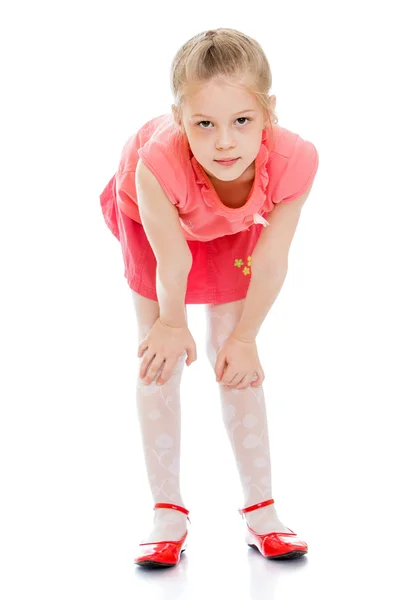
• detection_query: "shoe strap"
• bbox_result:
[154,502,191,524]
[238,498,274,518]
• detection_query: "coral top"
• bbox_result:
[114,114,319,242]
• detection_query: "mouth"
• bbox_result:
[214,158,240,166]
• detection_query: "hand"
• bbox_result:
[214,335,265,390]
[138,318,197,386]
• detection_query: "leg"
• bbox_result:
[205,300,292,534]
[132,291,188,543]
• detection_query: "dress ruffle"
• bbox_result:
[190,127,271,225]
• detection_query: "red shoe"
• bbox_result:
[134,503,190,568]
[238,499,308,559]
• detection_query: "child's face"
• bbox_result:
[179,76,268,183]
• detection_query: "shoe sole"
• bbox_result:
[248,544,307,560]
[134,548,186,568]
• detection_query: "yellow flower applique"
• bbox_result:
[234,256,252,276]
[234,256,251,275]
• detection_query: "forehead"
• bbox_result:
[183,77,261,116]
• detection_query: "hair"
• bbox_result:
[170,28,278,149]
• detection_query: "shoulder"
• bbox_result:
[136,114,189,207]
[269,124,319,164]
[117,114,173,173]
[117,113,190,209]
[267,125,319,204]
[137,113,188,168]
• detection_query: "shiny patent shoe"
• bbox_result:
[238,499,308,559]
[134,502,190,568]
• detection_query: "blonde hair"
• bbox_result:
[170,28,278,149]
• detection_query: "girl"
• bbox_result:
[100,28,319,568]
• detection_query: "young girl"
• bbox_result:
[100,28,319,568]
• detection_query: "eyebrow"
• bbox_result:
[190,109,257,119]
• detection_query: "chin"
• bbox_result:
[205,159,238,173]
[212,164,246,181]
[213,171,241,182]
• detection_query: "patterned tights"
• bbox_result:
[132,291,289,543]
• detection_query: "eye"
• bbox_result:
[198,120,213,129]
[196,117,251,129]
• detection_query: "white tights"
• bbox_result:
[132,291,290,543]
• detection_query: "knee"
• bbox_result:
[171,351,187,377]
[136,351,186,388]
[160,351,187,386]
[205,333,230,370]
[206,337,217,370]
[205,304,241,370]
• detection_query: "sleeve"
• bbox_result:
[273,137,319,204]
[115,117,188,220]
[115,169,141,222]
[138,147,178,206]
[137,131,188,209]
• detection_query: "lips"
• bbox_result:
[215,158,240,165]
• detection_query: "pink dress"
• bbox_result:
[99,114,319,304]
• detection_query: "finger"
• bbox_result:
[156,357,177,385]
[221,367,238,385]
[139,352,155,379]
[215,354,227,381]
[144,356,165,384]
[144,358,166,384]
[225,373,242,387]
[138,341,148,358]
[140,353,157,381]
[250,370,265,387]
[235,374,254,390]
[186,345,197,366]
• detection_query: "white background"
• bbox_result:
[1,0,399,598]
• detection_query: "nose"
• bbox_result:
[216,128,236,151]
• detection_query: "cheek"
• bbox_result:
[189,134,211,155]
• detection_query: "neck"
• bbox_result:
[207,161,255,188]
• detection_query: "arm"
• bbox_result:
[232,186,312,342]
[135,159,193,328]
